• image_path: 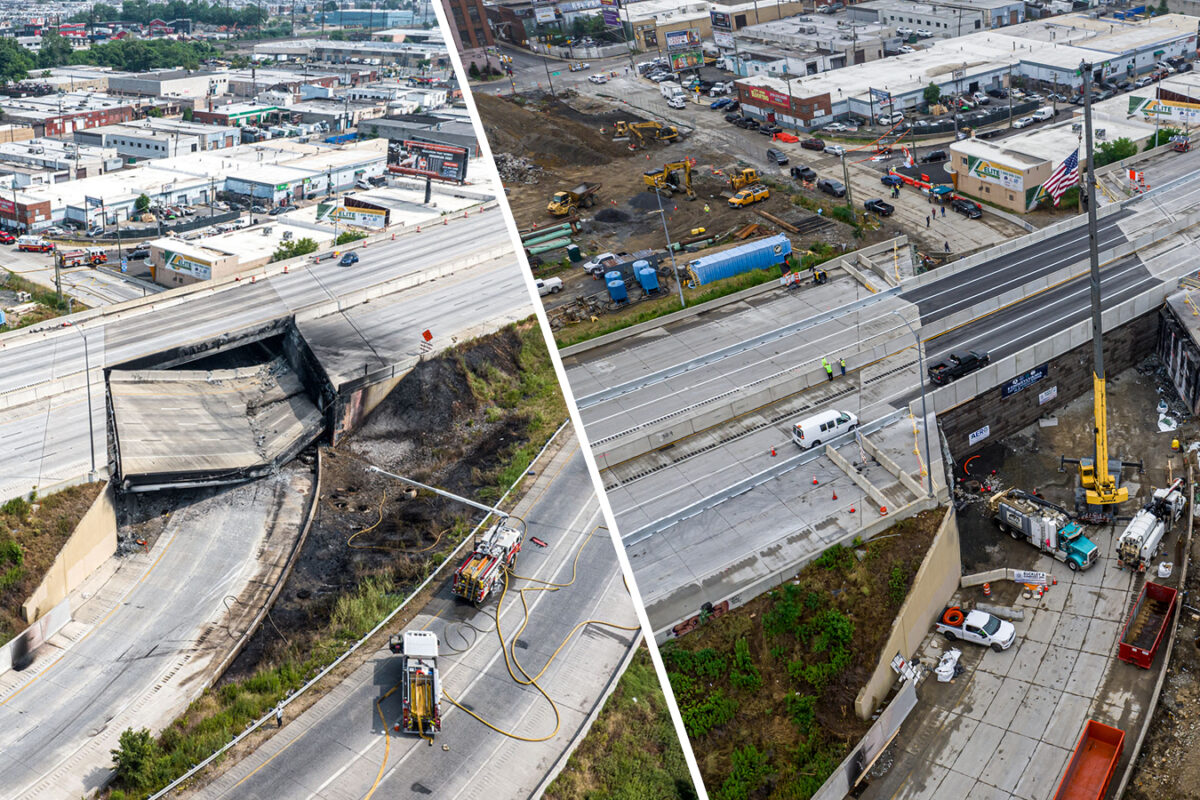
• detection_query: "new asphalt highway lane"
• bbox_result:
[190,439,641,800]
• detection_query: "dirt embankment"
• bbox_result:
[476,92,634,170]
[663,509,944,799]
[222,323,565,681]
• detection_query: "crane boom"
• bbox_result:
[1078,61,1127,506]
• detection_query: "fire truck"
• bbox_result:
[388,630,441,739]
[452,518,525,605]
[60,247,108,267]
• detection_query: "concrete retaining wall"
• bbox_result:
[21,483,116,624]
[0,597,71,673]
[854,508,961,718]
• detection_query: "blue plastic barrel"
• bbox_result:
[607,277,627,302]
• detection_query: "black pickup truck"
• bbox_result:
[928,350,990,385]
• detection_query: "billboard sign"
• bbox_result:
[965,155,1024,191]
[603,7,620,25]
[1129,95,1200,123]
[0,198,14,215]
[744,84,791,111]
[710,10,732,29]
[713,30,734,48]
[162,249,212,280]
[968,424,990,446]
[665,28,701,51]
[1001,363,1049,397]
[318,199,390,229]
[870,87,892,107]
[533,3,557,24]
[669,50,704,71]
[389,140,470,183]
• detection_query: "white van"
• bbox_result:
[1032,106,1054,122]
[791,409,859,449]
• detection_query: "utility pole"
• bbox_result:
[841,152,853,207]
[653,188,684,309]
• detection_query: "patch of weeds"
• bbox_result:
[716,745,773,800]
[729,639,762,692]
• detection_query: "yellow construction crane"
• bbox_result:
[1059,60,1139,506]
[615,120,682,146]
[643,160,696,200]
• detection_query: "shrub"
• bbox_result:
[787,693,817,734]
[681,689,737,738]
[111,728,164,790]
[1,496,30,517]
[717,745,773,800]
[888,563,910,606]
[664,646,728,682]
[830,205,857,226]
[813,543,854,572]
[730,639,762,692]
[270,236,319,263]
[335,231,367,245]
[0,539,23,566]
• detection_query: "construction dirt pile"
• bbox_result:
[494,152,545,185]
[475,91,635,169]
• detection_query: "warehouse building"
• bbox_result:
[75,119,240,161]
[0,92,140,137]
[106,69,229,99]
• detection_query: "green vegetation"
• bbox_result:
[135,194,151,214]
[664,510,945,798]
[0,483,104,646]
[335,231,367,245]
[0,272,75,332]
[1094,136,1139,167]
[270,237,319,263]
[923,83,941,106]
[0,34,222,80]
[1145,126,1182,150]
[544,646,697,800]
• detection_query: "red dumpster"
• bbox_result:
[1118,580,1177,669]
[1053,720,1125,800]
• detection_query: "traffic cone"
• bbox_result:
[416,225,420,233]
[832,490,837,500]
[880,505,888,515]
[983,582,991,597]
[283,264,288,273]
[443,216,448,225]
[849,506,855,513]
[770,447,776,457]
[812,476,819,485]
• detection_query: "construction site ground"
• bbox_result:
[861,359,1191,800]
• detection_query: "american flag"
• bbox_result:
[1041,149,1080,206]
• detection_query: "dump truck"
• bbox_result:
[388,630,441,738]
[728,184,770,207]
[927,350,990,385]
[1116,478,1186,571]
[1052,720,1124,800]
[934,606,1016,652]
[547,182,601,217]
[451,518,525,605]
[1118,580,1176,669]
[991,490,1098,571]
[729,167,761,191]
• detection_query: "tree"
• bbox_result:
[336,231,367,245]
[182,107,194,121]
[468,61,480,79]
[1094,136,1138,167]
[110,728,163,791]
[270,237,319,262]
[145,106,163,118]
[1157,0,1169,13]
[923,83,941,107]
[37,31,74,69]
[0,38,33,84]
[135,194,151,213]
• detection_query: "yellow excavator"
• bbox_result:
[728,167,760,192]
[615,120,682,147]
[643,160,696,199]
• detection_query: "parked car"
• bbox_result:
[737,117,761,130]
[916,28,932,37]
[725,112,743,124]
[128,247,151,260]
[44,226,65,236]
[791,165,817,182]
[899,45,915,54]
[920,149,948,163]
[881,173,903,187]
[952,197,983,219]
[726,100,740,112]
[0,232,14,244]
[251,204,268,213]
[817,178,846,197]
[877,112,904,125]
[1178,62,1194,73]
[896,26,914,36]
[824,144,845,156]
[759,123,783,137]
[588,74,608,84]
[1135,76,1154,88]
[800,137,825,151]
[823,122,849,132]
[667,96,687,109]
[1013,116,1035,129]
[766,147,789,165]
[864,198,895,216]
[710,97,733,110]
[339,252,360,266]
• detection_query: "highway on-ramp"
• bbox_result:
[190,436,641,800]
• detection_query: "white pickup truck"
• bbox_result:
[935,607,1016,652]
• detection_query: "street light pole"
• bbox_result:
[892,310,935,497]
[73,326,97,480]
[653,188,684,309]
